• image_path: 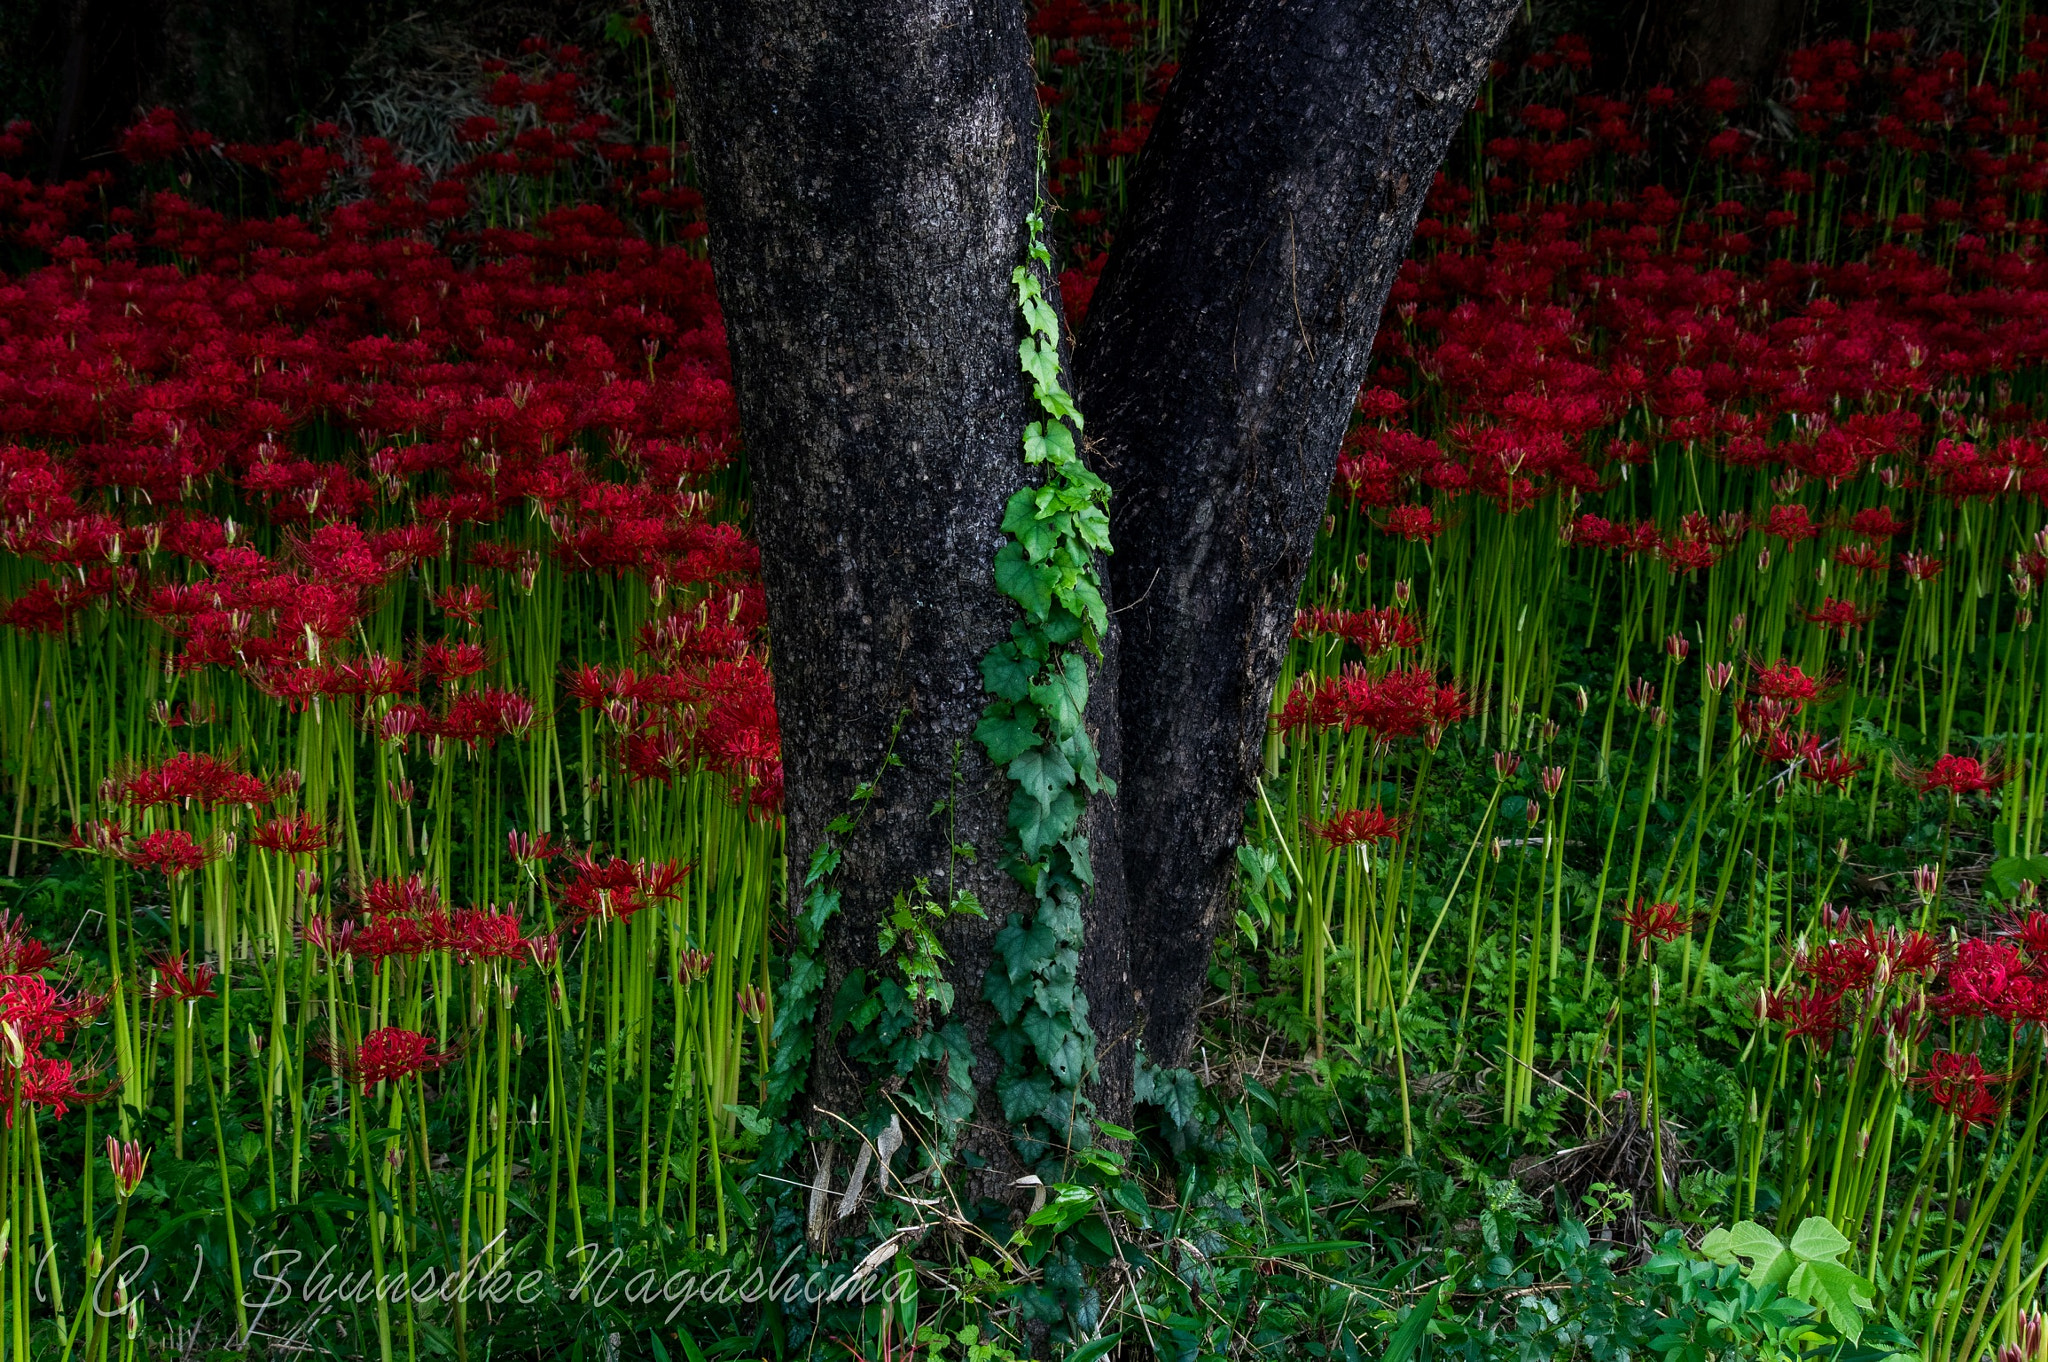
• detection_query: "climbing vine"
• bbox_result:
[974,152,1115,1163]
[755,711,906,1175]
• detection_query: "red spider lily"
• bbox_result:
[1382,504,1442,541]
[125,829,213,877]
[1907,753,2005,797]
[676,949,714,985]
[560,855,691,927]
[1292,605,1423,656]
[106,1137,150,1197]
[1492,751,1521,781]
[450,907,530,963]
[249,814,327,855]
[1767,986,1847,1052]
[432,583,494,624]
[1309,806,1402,848]
[0,974,103,1049]
[1935,938,2033,1020]
[149,953,218,1005]
[1803,597,1875,636]
[1849,506,1906,538]
[121,752,272,811]
[353,1027,458,1092]
[508,830,563,862]
[1750,660,1822,706]
[1914,1051,2005,1129]
[1802,923,1939,992]
[0,915,53,975]
[1899,551,1945,581]
[2015,911,2048,967]
[9,1054,107,1121]
[1763,503,1818,542]
[1273,665,1466,744]
[1619,898,1691,948]
[1796,735,1865,788]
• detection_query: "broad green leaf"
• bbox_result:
[1000,485,1040,535]
[1061,833,1092,886]
[1024,419,1077,466]
[974,708,1040,765]
[1787,1215,1853,1265]
[1788,1259,1872,1342]
[1012,784,1079,862]
[1021,1006,1086,1082]
[1008,746,1076,813]
[1019,337,1061,389]
[980,646,1038,703]
[993,541,1054,619]
[1023,294,1059,339]
[1715,1219,1794,1288]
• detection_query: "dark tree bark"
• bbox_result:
[647,0,1517,1167]
[1076,0,1518,1065]
[645,0,1131,1196]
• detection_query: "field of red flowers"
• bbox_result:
[0,6,2045,1360]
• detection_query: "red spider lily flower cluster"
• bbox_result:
[353,1027,458,1092]
[336,875,531,965]
[558,854,691,928]
[1292,605,1423,657]
[1913,1051,2005,1129]
[149,952,218,1004]
[1618,897,1691,954]
[124,828,214,877]
[1309,806,1403,849]
[1274,665,1469,747]
[0,972,108,1123]
[0,53,782,815]
[1906,753,2006,797]
[0,914,54,975]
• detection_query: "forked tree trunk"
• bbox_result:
[1077,0,1518,1065]
[651,0,1516,1163]
[646,0,1132,1197]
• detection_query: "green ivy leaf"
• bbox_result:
[1009,746,1077,814]
[974,705,1041,765]
[1020,336,1061,390]
[1022,1007,1087,1084]
[993,541,1055,619]
[1030,662,1087,740]
[1063,833,1092,886]
[1023,420,1076,466]
[980,645,1039,703]
[1012,783,1080,863]
[1023,294,1059,340]
[998,1070,1055,1123]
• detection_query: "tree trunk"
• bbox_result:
[646,0,1131,1202]
[1076,0,1518,1065]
